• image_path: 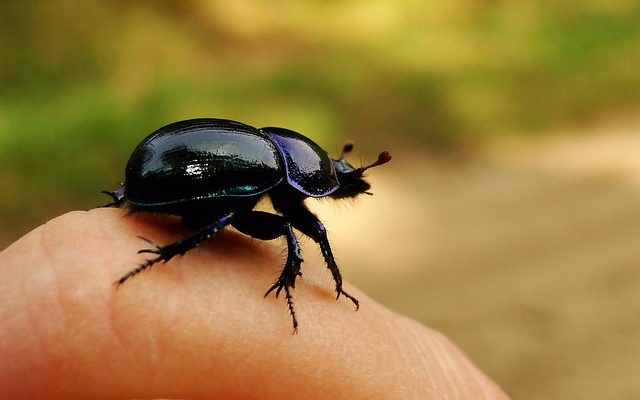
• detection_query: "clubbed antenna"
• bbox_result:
[356,151,392,174]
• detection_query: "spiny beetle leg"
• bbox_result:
[115,213,234,286]
[100,185,125,208]
[264,224,304,333]
[278,200,360,311]
[231,211,305,332]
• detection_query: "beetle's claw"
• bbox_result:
[137,248,161,255]
[265,279,288,299]
[137,235,157,246]
[100,186,125,208]
[337,288,360,311]
[264,281,281,298]
[136,236,163,254]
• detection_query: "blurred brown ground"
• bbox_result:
[307,119,640,399]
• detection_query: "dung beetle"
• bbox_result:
[103,118,391,332]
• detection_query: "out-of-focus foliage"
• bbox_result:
[1,0,640,239]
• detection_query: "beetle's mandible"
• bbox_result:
[102,118,391,332]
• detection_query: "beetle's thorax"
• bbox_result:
[261,126,340,198]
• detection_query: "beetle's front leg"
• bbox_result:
[313,222,359,309]
[280,204,359,310]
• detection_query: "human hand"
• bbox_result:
[0,209,509,399]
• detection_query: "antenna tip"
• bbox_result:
[343,142,354,153]
[378,151,392,164]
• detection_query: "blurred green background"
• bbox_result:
[2,1,640,398]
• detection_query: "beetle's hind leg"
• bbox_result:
[232,211,303,333]
[115,212,234,286]
[100,184,125,208]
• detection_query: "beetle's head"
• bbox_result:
[330,143,391,199]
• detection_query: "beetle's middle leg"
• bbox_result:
[232,211,303,332]
[115,212,235,286]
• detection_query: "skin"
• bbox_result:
[0,208,510,399]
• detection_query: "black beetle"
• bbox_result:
[103,118,390,332]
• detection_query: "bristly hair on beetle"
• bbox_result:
[102,118,390,333]
[329,142,391,199]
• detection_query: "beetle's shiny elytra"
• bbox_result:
[103,118,391,332]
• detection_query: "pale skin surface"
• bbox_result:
[0,208,510,399]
